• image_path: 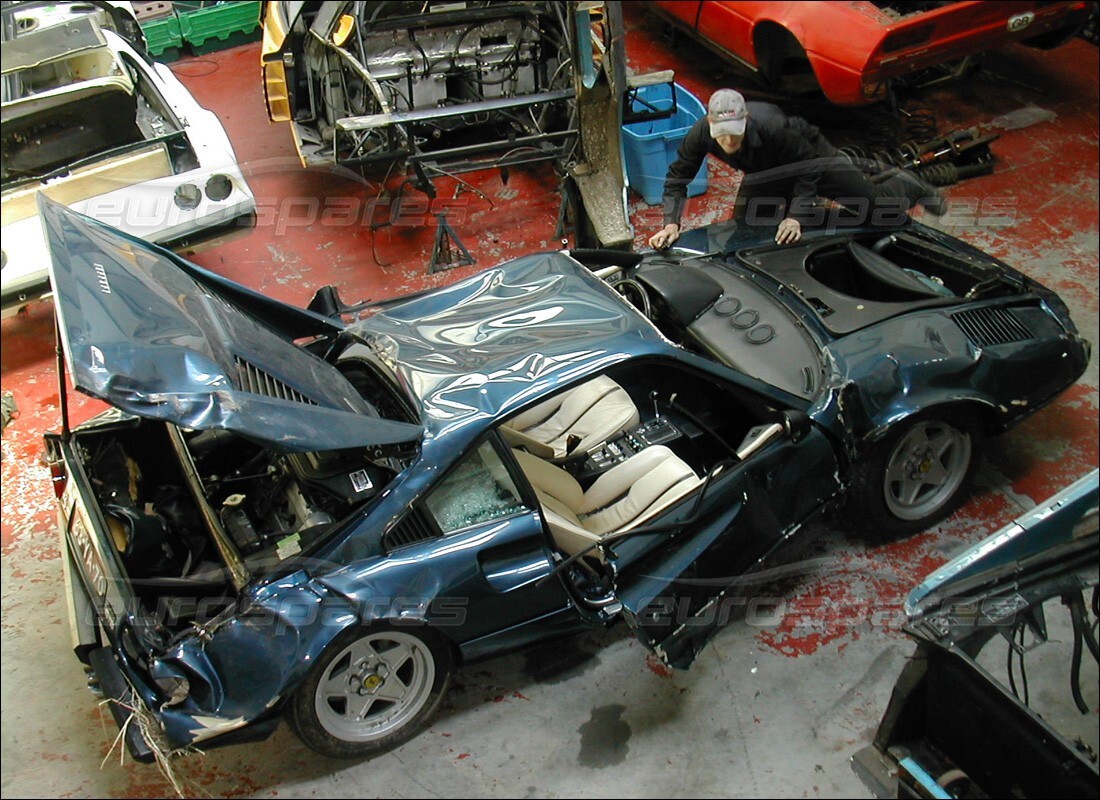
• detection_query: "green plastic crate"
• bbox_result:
[139,13,183,59]
[178,1,260,50]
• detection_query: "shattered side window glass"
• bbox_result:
[424,441,528,534]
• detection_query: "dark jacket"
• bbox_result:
[661,101,837,226]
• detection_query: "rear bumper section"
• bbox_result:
[87,646,156,763]
[1,276,51,317]
[867,6,1092,82]
[0,209,255,316]
[158,208,257,253]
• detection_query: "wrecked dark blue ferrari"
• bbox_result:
[41,196,1088,760]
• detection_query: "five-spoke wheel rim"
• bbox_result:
[883,421,971,521]
[314,631,436,742]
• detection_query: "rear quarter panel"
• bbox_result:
[822,302,1089,451]
[866,1,1090,82]
[653,1,1088,105]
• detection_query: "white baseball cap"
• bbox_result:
[708,89,748,137]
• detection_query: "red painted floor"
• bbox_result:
[1,5,1096,796]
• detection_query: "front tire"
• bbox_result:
[288,623,453,759]
[847,416,982,537]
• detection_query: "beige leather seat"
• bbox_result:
[500,376,640,461]
[512,445,703,560]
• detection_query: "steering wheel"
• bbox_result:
[611,278,651,319]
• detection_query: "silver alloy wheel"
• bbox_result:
[314,630,436,743]
[883,420,972,521]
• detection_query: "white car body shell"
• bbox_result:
[1,14,255,315]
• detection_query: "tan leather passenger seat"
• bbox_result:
[511,445,702,559]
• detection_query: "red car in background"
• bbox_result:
[649,1,1090,105]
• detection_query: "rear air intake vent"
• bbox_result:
[235,356,316,405]
[383,507,439,550]
[953,307,1033,347]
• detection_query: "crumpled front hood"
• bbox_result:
[42,196,423,452]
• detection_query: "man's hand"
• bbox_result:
[649,223,681,250]
[775,217,801,245]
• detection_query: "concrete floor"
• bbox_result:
[2,5,1097,797]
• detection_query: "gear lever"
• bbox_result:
[650,390,661,419]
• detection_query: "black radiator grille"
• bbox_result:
[234,356,316,405]
[953,307,1033,347]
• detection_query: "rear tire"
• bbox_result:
[754,24,821,96]
[847,414,982,538]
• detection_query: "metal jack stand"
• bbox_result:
[429,212,474,273]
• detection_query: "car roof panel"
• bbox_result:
[355,251,679,432]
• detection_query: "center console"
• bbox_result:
[573,416,684,479]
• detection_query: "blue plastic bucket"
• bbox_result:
[623,83,708,205]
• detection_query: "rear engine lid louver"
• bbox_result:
[953,307,1033,347]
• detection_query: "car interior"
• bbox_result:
[498,365,782,571]
[65,354,783,630]
[1,18,192,188]
[499,374,641,461]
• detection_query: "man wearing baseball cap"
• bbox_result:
[649,88,946,249]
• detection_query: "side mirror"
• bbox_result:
[783,410,811,444]
[735,410,811,460]
[307,285,350,317]
[735,423,784,461]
